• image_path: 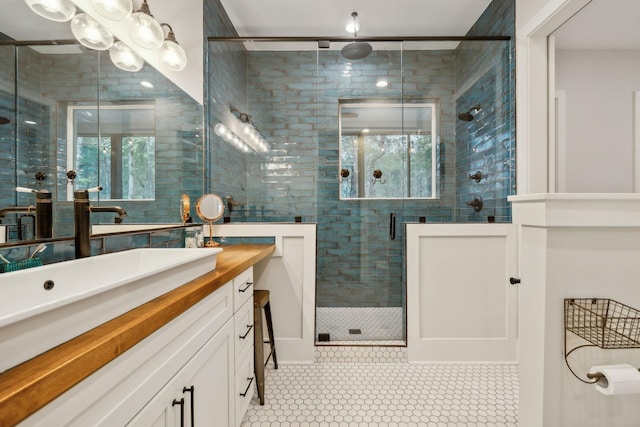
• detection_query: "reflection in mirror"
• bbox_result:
[0,41,204,245]
[180,194,191,224]
[551,0,640,192]
[339,101,437,199]
[65,103,155,201]
[196,194,224,247]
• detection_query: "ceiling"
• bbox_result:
[553,0,640,50]
[1,1,493,51]
[218,0,492,50]
[0,1,74,41]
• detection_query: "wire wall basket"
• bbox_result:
[565,298,640,349]
[564,298,640,383]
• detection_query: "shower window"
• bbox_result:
[339,102,437,199]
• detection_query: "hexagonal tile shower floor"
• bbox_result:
[242,361,518,426]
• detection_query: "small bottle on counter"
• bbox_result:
[185,230,197,248]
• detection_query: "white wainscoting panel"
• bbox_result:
[407,223,518,362]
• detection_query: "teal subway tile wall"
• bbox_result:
[205,0,514,308]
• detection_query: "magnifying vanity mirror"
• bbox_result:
[196,194,224,247]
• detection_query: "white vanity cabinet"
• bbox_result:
[127,320,234,427]
[20,274,252,426]
[232,267,255,427]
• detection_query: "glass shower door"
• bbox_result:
[315,42,407,344]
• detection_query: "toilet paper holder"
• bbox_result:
[564,298,640,384]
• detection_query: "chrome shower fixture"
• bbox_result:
[458,105,482,122]
[341,12,373,60]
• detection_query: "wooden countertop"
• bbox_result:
[0,244,275,427]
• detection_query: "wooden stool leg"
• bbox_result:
[264,301,278,369]
[253,304,265,405]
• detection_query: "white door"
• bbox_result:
[407,224,518,361]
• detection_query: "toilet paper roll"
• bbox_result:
[589,364,640,395]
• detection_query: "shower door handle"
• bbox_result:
[389,212,396,240]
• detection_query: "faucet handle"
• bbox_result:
[16,186,37,193]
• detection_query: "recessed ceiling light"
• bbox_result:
[140,81,154,88]
[376,79,389,88]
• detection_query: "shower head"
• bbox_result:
[457,105,481,122]
[341,42,373,60]
[0,116,10,125]
[341,12,372,60]
[457,112,474,122]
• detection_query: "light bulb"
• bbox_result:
[159,39,187,71]
[128,11,163,49]
[25,0,76,22]
[70,13,114,51]
[345,19,361,34]
[214,123,229,137]
[109,41,143,72]
[90,0,132,21]
[241,122,253,135]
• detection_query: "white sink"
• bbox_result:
[0,247,222,373]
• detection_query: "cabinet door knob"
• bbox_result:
[509,277,521,285]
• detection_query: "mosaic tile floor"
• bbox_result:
[242,362,519,426]
[316,307,404,342]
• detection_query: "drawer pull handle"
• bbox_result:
[172,398,185,427]
[183,386,194,427]
[240,376,254,397]
[239,324,254,339]
[238,281,253,292]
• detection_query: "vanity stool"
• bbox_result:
[253,289,278,405]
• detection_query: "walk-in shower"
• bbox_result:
[207,20,515,346]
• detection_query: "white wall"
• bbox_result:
[556,50,640,192]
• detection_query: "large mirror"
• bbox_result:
[551,0,640,193]
[339,100,438,199]
[0,42,204,244]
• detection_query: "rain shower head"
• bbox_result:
[458,105,481,122]
[341,42,372,60]
[341,12,372,60]
[0,116,10,125]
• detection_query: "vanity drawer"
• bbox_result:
[235,348,254,426]
[234,298,254,368]
[233,267,253,312]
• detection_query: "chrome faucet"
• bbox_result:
[73,186,128,258]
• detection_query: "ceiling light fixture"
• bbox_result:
[24,0,76,22]
[90,0,133,21]
[70,13,114,50]
[376,78,389,88]
[345,13,361,34]
[128,0,164,49]
[109,40,144,71]
[159,23,187,71]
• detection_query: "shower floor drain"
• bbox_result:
[348,328,362,335]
